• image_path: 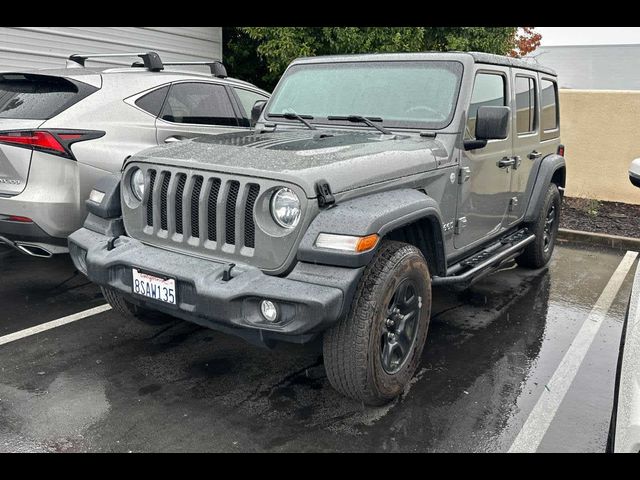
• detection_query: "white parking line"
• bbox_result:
[509,250,639,453]
[0,304,112,347]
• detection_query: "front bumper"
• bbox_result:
[68,227,363,344]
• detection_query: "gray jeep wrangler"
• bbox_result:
[69,52,566,405]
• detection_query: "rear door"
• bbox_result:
[155,81,245,144]
[507,69,541,224]
[0,73,97,196]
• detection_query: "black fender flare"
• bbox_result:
[298,189,445,269]
[524,154,566,223]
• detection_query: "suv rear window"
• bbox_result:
[135,85,169,117]
[0,74,98,120]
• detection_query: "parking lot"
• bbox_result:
[0,240,636,452]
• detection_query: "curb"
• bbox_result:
[558,228,640,251]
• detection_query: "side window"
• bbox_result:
[466,73,506,139]
[160,82,238,126]
[233,87,269,118]
[515,76,537,135]
[135,85,169,117]
[540,79,559,133]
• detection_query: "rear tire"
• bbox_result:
[101,287,173,325]
[517,183,561,269]
[323,240,432,406]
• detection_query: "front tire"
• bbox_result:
[323,240,432,405]
[516,183,561,269]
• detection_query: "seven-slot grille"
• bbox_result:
[143,168,261,254]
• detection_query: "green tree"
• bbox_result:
[224,27,535,91]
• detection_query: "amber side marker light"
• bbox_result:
[315,233,379,253]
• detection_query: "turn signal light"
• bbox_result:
[315,233,380,253]
[356,234,379,252]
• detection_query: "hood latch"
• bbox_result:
[315,180,335,209]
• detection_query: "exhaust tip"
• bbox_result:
[15,243,53,258]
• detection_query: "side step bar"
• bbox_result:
[432,234,535,287]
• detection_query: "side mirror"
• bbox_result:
[464,106,510,151]
[251,100,268,128]
[629,158,640,188]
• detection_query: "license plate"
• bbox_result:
[132,268,176,305]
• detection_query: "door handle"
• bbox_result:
[528,150,542,160]
[497,157,516,169]
[164,135,188,143]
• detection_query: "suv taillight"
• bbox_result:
[0,129,105,160]
[557,144,565,157]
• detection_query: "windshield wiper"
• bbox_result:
[269,112,316,130]
[327,115,392,135]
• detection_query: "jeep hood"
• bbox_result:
[133,130,449,197]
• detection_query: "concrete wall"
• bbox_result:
[0,27,222,71]
[560,89,640,205]
[530,45,640,90]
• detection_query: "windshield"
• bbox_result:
[266,60,463,130]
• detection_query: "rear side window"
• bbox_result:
[466,73,506,139]
[135,85,169,117]
[0,74,97,120]
[233,87,269,117]
[541,79,559,133]
[515,76,537,134]
[160,82,238,126]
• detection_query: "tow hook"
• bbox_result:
[106,236,119,251]
[222,263,236,282]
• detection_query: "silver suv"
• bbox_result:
[0,52,269,257]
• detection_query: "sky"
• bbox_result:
[536,27,640,46]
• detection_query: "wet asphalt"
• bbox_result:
[0,241,636,452]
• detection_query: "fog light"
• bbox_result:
[260,300,279,322]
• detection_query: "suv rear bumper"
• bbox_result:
[0,218,68,257]
[68,227,363,344]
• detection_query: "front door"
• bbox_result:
[455,68,514,249]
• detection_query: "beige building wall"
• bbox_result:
[560,89,640,205]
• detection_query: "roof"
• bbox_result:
[0,65,268,93]
[291,51,557,76]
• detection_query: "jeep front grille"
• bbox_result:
[143,168,260,253]
[126,163,307,273]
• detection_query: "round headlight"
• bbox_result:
[270,187,301,229]
[130,168,145,201]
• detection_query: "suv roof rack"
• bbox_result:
[68,52,164,71]
[161,61,227,78]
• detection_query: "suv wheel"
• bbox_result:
[323,240,432,405]
[101,287,173,325]
[517,183,561,269]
